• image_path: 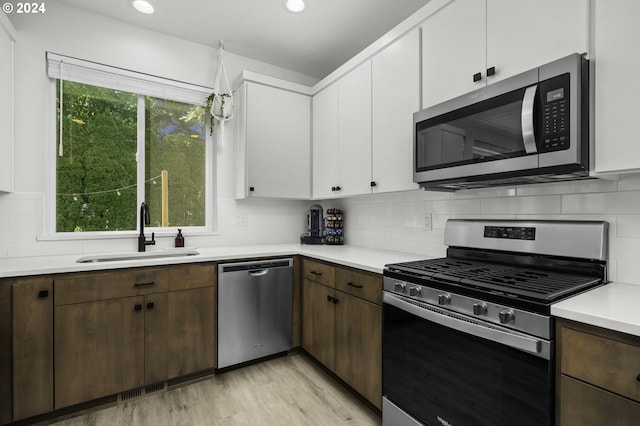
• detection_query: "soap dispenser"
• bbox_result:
[175,229,185,248]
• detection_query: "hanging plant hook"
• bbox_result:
[207,38,234,147]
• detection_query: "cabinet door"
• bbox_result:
[312,83,339,199]
[337,60,372,197]
[372,28,420,193]
[55,297,145,409]
[164,287,215,378]
[486,0,588,84]
[12,277,53,420]
[246,83,311,198]
[422,0,485,108]
[0,19,14,192]
[144,292,168,384]
[302,279,335,370]
[594,0,640,173]
[334,292,382,409]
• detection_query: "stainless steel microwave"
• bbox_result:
[413,53,589,191]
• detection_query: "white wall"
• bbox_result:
[323,175,640,285]
[0,2,315,258]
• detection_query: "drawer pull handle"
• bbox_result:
[637,374,640,382]
[38,290,49,298]
[310,271,322,276]
[347,282,363,289]
[134,281,155,287]
[134,304,142,311]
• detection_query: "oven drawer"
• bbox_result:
[302,259,335,287]
[559,375,640,426]
[335,268,381,305]
[559,325,640,403]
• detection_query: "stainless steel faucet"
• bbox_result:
[138,202,156,252]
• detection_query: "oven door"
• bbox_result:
[383,292,553,426]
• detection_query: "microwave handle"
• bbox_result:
[521,84,538,154]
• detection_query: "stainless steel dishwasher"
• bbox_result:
[217,258,293,369]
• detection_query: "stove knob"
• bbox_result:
[473,303,488,315]
[394,282,406,293]
[409,286,422,297]
[499,310,515,324]
[438,294,451,305]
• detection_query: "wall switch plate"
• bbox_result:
[424,213,432,231]
[236,215,248,227]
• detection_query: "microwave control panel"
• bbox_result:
[539,74,570,153]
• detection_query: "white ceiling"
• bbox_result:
[53,0,432,80]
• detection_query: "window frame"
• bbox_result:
[43,53,217,239]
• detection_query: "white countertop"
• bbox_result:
[0,243,427,278]
[551,282,640,337]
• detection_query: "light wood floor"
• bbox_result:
[51,354,381,426]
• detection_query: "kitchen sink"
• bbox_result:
[76,249,200,263]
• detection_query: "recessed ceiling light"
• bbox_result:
[132,0,155,14]
[285,0,305,13]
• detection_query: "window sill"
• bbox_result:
[37,229,221,242]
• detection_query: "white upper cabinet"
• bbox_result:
[337,60,372,198]
[312,61,372,199]
[422,0,588,108]
[312,83,339,199]
[422,0,486,108]
[372,28,420,193]
[0,16,15,193]
[486,0,588,84]
[593,0,640,174]
[235,80,311,199]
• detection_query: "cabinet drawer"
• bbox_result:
[303,259,335,287]
[335,267,382,305]
[560,326,640,402]
[166,263,215,291]
[559,375,640,426]
[55,267,169,306]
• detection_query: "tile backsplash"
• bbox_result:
[323,174,640,285]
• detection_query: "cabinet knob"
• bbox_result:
[335,186,341,191]
[147,302,154,310]
[473,72,482,82]
[637,374,640,382]
[487,66,496,77]
[249,187,255,192]
[370,181,377,187]
[38,290,49,298]
[326,295,333,302]
[134,304,142,311]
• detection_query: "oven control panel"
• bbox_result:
[383,277,552,340]
[484,226,536,240]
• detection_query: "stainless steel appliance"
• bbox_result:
[382,219,608,426]
[217,258,293,369]
[301,204,325,244]
[413,53,589,191]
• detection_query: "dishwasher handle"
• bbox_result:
[219,258,293,273]
[248,269,269,277]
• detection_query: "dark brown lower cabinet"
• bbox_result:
[12,276,54,420]
[302,259,382,409]
[334,293,381,408]
[302,278,335,370]
[557,319,640,425]
[55,296,145,409]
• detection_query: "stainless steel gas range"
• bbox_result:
[382,219,608,426]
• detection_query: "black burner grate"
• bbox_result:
[388,258,601,302]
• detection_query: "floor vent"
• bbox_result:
[145,382,165,394]
[119,387,143,402]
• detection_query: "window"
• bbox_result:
[47,53,214,235]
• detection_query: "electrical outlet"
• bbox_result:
[424,213,432,231]
[236,215,248,227]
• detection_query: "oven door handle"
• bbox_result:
[384,293,550,360]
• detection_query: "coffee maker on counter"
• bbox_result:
[301,205,344,245]
[301,204,325,244]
